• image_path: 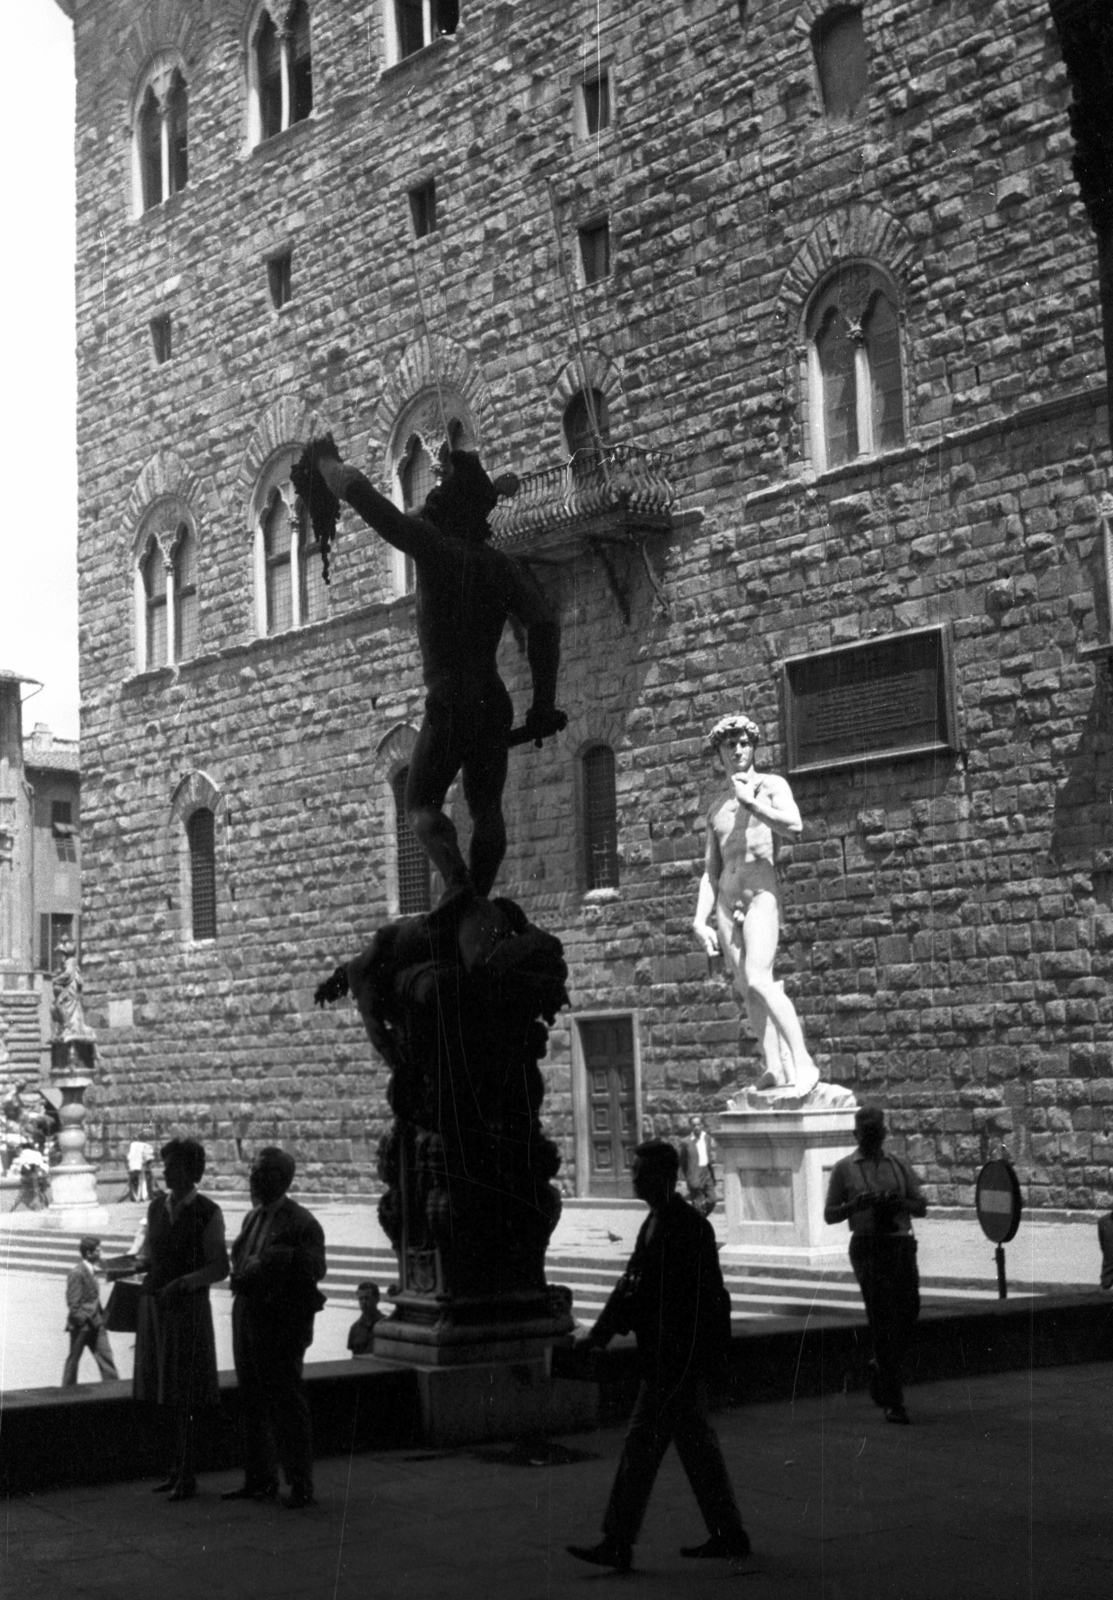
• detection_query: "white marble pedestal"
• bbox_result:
[714,1102,858,1269]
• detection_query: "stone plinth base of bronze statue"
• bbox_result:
[46,1073,108,1227]
[714,1094,858,1269]
[372,1293,597,1445]
[375,1343,597,1447]
[372,1289,572,1367]
[45,1162,109,1229]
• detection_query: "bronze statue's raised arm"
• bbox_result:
[316,456,446,562]
[291,434,450,576]
[507,563,562,727]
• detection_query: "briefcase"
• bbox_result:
[104,1278,142,1333]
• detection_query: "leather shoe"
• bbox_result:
[282,1485,316,1510]
[222,1480,279,1503]
[150,1478,178,1493]
[167,1478,197,1503]
[885,1405,910,1425]
[566,1540,632,1572]
[680,1533,752,1560]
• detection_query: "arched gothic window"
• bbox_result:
[563,389,611,479]
[133,62,188,214]
[582,744,619,890]
[399,434,437,516]
[142,537,169,669]
[173,527,198,661]
[806,265,904,472]
[135,513,198,671]
[249,2,313,147]
[186,807,217,940]
[388,393,475,596]
[253,456,324,636]
[392,768,431,914]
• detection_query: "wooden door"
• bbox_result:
[580,1017,637,1197]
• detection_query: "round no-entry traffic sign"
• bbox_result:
[975,1158,1022,1244]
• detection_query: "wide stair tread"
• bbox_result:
[0,1230,1046,1318]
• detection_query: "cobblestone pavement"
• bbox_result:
[3,1362,1109,1600]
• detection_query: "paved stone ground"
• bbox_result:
[2,1362,1108,1600]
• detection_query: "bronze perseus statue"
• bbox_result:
[293,435,566,901]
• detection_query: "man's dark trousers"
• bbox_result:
[62,1321,118,1386]
[849,1233,920,1409]
[232,1299,313,1490]
[602,1376,744,1549]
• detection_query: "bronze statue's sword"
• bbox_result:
[506,711,568,750]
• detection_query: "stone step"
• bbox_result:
[0,1228,1020,1323]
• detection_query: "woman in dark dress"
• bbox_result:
[134,1137,228,1500]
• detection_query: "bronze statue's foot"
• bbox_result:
[435,875,476,910]
[456,897,510,970]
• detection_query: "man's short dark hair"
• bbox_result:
[161,1136,206,1183]
[79,1235,101,1258]
[634,1139,680,1181]
[254,1146,296,1190]
[855,1105,886,1139]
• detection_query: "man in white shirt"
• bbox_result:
[825,1106,927,1424]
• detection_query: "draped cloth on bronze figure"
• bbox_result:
[319,894,569,1321]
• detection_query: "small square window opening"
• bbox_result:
[150,314,172,364]
[268,251,292,310]
[578,220,611,286]
[409,180,437,239]
[582,72,611,136]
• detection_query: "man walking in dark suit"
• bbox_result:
[61,1235,119,1385]
[224,1148,327,1509]
[567,1140,749,1572]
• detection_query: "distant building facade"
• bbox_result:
[58,0,1113,1207]
[0,673,81,1091]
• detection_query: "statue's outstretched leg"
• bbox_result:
[461,740,510,900]
[741,985,792,1089]
[738,896,818,1093]
[406,711,473,897]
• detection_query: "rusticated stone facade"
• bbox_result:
[62,0,1113,1209]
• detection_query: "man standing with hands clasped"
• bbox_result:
[825,1105,927,1425]
[566,1140,749,1573]
[226,1148,327,1509]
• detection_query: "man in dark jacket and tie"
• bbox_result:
[224,1148,326,1509]
[61,1236,119,1386]
[567,1140,749,1572]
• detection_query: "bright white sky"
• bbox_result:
[0,2,77,739]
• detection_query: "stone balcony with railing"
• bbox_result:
[489,443,678,557]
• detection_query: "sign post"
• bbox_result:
[974,1157,1023,1298]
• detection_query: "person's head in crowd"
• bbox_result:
[250,1146,296,1208]
[79,1235,102,1263]
[161,1137,206,1196]
[357,1282,381,1318]
[854,1105,886,1154]
[632,1140,680,1208]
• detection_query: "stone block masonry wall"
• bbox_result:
[68,0,1113,1204]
